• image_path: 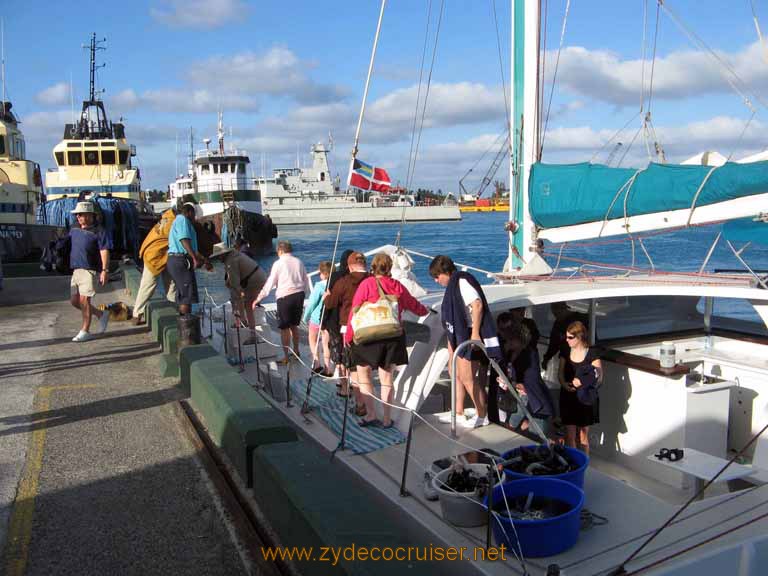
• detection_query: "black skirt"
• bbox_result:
[349,334,408,369]
[559,387,599,427]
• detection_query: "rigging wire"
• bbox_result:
[397,0,445,246]
[661,1,761,112]
[405,0,445,192]
[540,0,571,157]
[538,0,548,159]
[590,0,647,164]
[491,0,512,154]
[404,0,434,194]
[750,0,768,63]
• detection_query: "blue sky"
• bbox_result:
[5,0,768,193]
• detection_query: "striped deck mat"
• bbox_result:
[289,375,405,455]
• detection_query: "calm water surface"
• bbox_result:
[198,212,768,322]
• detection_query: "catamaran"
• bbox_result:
[200,2,768,574]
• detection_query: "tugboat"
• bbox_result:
[39,34,151,257]
[0,98,64,264]
[167,112,276,255]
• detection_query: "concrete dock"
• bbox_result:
[0,278,270,575]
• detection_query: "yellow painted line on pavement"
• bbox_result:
[4,384,97,576]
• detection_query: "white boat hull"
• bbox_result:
[264,204,461,225]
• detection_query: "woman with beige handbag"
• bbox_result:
[346,253,429,428]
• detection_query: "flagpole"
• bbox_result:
[347,0,387,187]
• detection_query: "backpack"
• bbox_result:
[42,235,72,275]
[350,278,403,345]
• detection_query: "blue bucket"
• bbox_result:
[501,445,589,489]
[485,478,584,558]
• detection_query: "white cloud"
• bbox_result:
[150,0,248,29]
[109,88,260,114]
[186,47,347,104]
[35,82,70,106]
[368,82,506,131]
[552,42,768,107]
[537,115,768,165]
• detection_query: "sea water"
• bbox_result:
[197,212,768,323]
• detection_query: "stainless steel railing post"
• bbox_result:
[449,339,548,445]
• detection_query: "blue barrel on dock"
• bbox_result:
[501,445,589,489]
[485,478,584,557]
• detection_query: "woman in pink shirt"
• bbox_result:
[347,253,429,428]
[254,240,310,364]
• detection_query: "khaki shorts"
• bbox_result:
[71,269,98,298]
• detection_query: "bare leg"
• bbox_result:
[338,364,348,396]
[290,326,300,357]
[308,324,320,364]
[244,295,256,329]
[565,425,579,449]
[356,366,376,422]
[472,361,488,419]
[321,330,331,372]
[70,292,82,310]
[80,295,101,333]
[378,366,394,426]
[280,327,291,361]
[578,427,590,455]
[457,356,487,418]
[447,342,465,416]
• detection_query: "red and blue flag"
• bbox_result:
[349,159,391,192]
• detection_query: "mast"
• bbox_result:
[508,0,541,270]
[217,109,224,154]
[1,18,6,111]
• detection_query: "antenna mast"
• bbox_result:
[86,33,106,103]
[217,109,224,154]
[1,18,6,110]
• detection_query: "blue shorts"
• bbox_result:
[166,254,198,307]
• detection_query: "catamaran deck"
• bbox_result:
[202,284,768,576]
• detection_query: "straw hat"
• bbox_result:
[71,201,95,214]
[209,243,234,259]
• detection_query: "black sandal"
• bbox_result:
[359,418,382,428]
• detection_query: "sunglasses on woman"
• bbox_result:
[566,334,577,340]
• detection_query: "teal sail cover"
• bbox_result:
[529,161,768,229]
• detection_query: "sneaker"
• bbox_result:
[96,311,110,334]
[438,412,463,424]
[423,471,439,501]
[460,415,489,429]
[437,408,476,424]
[72,330,93,342]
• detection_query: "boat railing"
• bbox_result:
[305,244,495,280]
[194,177,254,195]
[449,339,548,444]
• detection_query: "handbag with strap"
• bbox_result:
[350,278,403,345]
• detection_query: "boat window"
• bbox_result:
[84,142,99,147]
[320,172,325,181]
[707,298,768,337]
[118,150,129,165]
[201,165,209,173]
[237,163,246,174]
[55,151,65,166]
[0,135,5,155]
[530,296,706,344]
[84,150,99,165]
[101,149,116,164]
[213,164,219,174]
[67,142,82,147]
[220,164,229,173]
[67,151,83,166]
